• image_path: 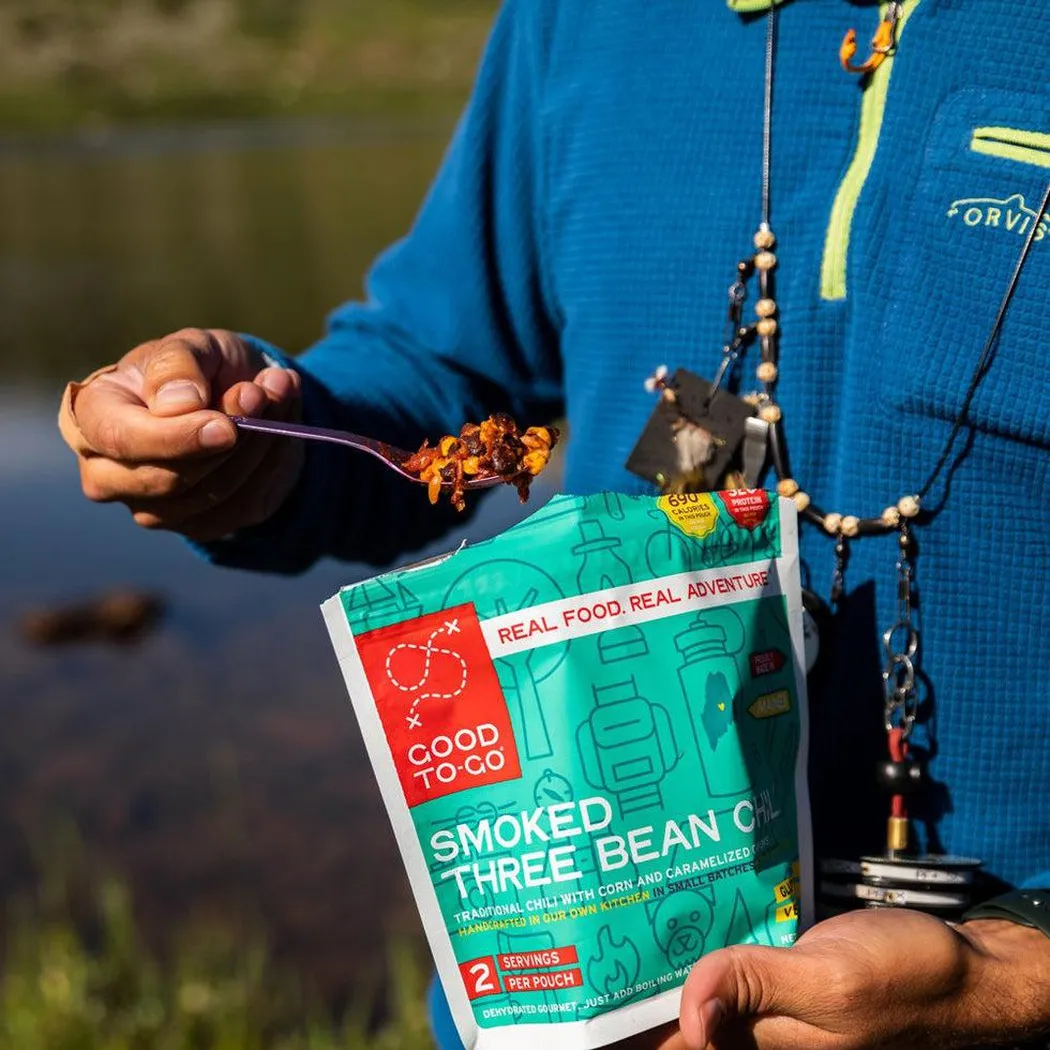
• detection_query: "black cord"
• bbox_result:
[761,2,777,229]
[917,179,1050,502]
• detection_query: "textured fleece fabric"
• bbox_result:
[201,2,1050,1040]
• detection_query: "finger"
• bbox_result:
[128,380,301,536]
[254,365,301,406]
[59,363,121,456]
[77,381,273,501]
[125,425,282,529]
[710,1013,840,1050]
[218,368,300,419]
[131,330,223,416]
[74,374,236,462]
[130,428,302,541]
[177,375,303,540]
[79,450,234,503]
[220,380,269,418]
[679,946,817,1050]
[177,435,303,542]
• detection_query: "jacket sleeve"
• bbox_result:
[199,0,563,575]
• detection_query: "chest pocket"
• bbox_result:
[876,87,1050,449]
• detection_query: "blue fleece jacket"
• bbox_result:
[205,1,1050,1029]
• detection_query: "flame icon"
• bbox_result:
[586,924,641,997]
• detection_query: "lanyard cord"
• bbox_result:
[916,179,1050,503]
[761,4,777,231]
[755,3,1050,525]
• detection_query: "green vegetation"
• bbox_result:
[0,0,498,133]
[0,869,435,1049]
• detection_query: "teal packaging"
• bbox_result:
[323,491,812,1049]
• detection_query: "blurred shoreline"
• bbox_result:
[0,0,496,136]
[1,8,504,1040]
[0,114,456,157]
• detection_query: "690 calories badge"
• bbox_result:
[355,603,522,807]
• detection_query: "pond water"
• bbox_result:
[0,120,559,1002]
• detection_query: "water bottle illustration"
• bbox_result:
[573,517,631,591]
[575,519,649,663]
[675,610,752,797]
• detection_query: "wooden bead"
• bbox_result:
[754,251,777,271]
[756,318,778,337]
[753,228,776,250]
[792,491,811,512]
[776,478,799,498]
[755,298,777,318]
[881,506,901,527]
[823,512,843,535]
[758,403,782,423]
[757,361,778,383]
[841,515,860,538]
[898,495,921,518]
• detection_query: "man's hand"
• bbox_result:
[59,328,304,543]
[667,908,1050,1050]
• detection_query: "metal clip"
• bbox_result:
[840,3,902,75]
[741,416,769,488]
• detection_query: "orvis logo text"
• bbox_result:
[355,603,522,807]
[946,193,1049,242]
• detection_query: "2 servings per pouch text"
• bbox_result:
[323,491,812,1050]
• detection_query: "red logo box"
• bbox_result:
[355,603,521,807]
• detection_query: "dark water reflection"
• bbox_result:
[0,123,557,1002]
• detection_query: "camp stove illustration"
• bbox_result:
[576,677,679,817]
[342,576,422,630]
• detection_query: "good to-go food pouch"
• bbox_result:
[323,491,812,1050]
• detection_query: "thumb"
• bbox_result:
[137,330,222,417]
[679,945,812,1049]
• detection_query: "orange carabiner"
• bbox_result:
[840,3,901,75]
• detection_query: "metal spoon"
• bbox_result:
[228,415,508,491]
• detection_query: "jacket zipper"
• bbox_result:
[971,127,1050,170]
[820,0,921,302]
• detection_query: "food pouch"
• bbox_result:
[322,491,812,1049]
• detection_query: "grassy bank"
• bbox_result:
[0,0,498,134]
[1,867,434,1050]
